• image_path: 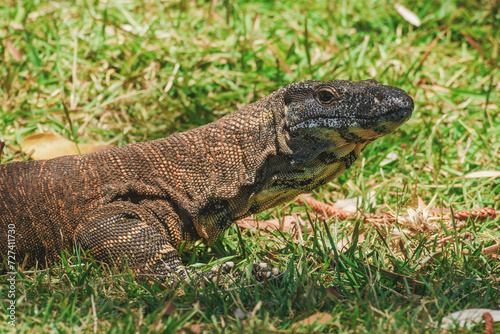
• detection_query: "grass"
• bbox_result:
[0,0,499,332]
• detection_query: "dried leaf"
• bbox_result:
[296,196,355,219]
[336,237,350,253]
[182,323,203,334]
[395,4,421,27]
[336,191,377,212]
[6,22,24,30]
[333,197,358,213]
[380,151,399,166]
[21,133,113,160]
[266,250,280,263]
[463,171,500,179]
[416,196,427,209]
[292,312,332,330]
[441,309,500,329]
[5,39,22,62]
[337,234,365,253]
[436,233,473,247]
[163,299,176,316]
[397,208,439,232]
[325,286,341,300]
[482,243,500,256]
[237,216,311,234]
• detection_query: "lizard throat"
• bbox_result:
[249,142,367,215]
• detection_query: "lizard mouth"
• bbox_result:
[289,107,413,136]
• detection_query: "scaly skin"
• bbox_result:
[0,79,414,281]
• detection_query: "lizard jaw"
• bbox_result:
[288,107,413,141]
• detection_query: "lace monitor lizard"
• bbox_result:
[0,79,414,282]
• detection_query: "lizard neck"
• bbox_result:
[173,88,367,245]
[160,89,287,244]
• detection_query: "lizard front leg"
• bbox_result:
[74,201,281,285]
[75,202,184,282]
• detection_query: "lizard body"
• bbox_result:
[0,79,413,280]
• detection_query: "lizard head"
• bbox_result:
[280,79,414,164]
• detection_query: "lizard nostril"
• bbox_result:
[374,93,385,104]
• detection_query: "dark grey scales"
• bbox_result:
[0,79,414,283]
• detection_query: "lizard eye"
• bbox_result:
[316,88,337,105]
